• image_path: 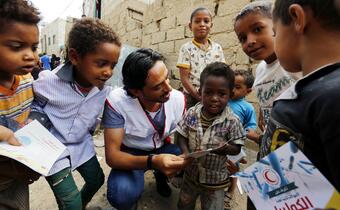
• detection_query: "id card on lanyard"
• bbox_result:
[139,101,166,149]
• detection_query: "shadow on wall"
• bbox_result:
[106,44,137,88]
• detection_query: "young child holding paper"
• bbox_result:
[0,0,41,209]
[176,62,246,210]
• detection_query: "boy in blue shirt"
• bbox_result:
[229,69,259,143]
[40,53,51,70]
[226,69,259,209]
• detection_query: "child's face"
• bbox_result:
[234,13,276,63]
[200,75,230,118]
[189,10,212,41]
[0,23,39,77]
[273,19,300,73]
[232,75,250,100]
[71,42,120,89]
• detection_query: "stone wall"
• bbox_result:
[102,0,255,96]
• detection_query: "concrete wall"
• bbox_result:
[83,0,97,17]
[143,0,253,90]
[101,0,254,92]
[102,0,148,47]
[40,18,67,57]
[99,0,271,111]
[63,17,79,60]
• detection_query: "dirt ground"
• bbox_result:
[29,133,258,210]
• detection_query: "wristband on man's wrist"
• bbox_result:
[147,154,154,170]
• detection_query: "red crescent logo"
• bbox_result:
[262,169,280,186]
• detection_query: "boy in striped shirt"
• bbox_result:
[0,0,41,209]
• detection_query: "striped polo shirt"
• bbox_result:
[0,74,33,187]
[0,74,33,124]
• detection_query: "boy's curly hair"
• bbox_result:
[0,0,40,33]
[200,62,235,91]
[67,18,121,57]
[234,69,255,88]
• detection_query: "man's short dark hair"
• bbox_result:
[234,69,254,88]
[122,48,165,95]
[67,18,121,57]
[0,0,40,33]
[273,0,340,30]
[200,62,235,91]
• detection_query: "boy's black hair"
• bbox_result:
[235,1,272,23]
[122,48,165,96]
[0,0,40,33]
[234,69,254,88]
[67,18,121,57]
[190,7,212,22]
[200,62,235,91]
[273,0,340,30]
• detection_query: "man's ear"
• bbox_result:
[128,88,142,98]
[68,48,79,66]
[288,4,308,34]
[247,88,252,94]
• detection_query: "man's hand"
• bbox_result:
[152,154,188,177]
[0,125,21,146]
[180,153,194,168]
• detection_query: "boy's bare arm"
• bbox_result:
[258,109,266,132]
[175,132,193,168]
[179,67,201,101]
[211,143,241,156]
[176,132,190,155]
[246,129,260,143]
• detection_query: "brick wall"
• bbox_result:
[102,0,258,102]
